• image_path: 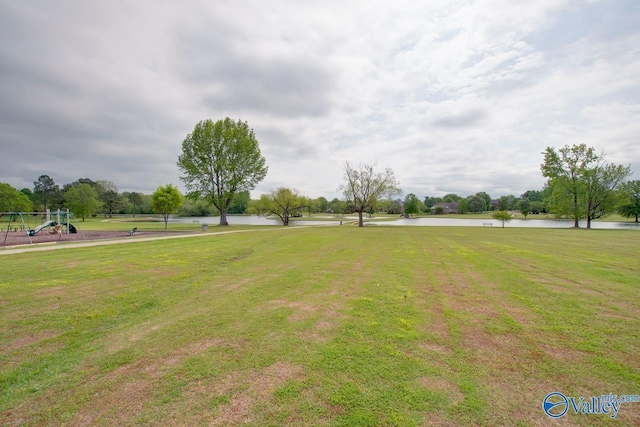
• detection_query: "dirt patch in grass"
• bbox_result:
[418,376,464,405]
[4,330,59,353]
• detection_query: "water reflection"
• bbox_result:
[172,215,639,229]
[366,217,640,229]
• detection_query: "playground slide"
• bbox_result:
[28,220,56,237]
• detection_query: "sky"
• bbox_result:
[1,0,639,200]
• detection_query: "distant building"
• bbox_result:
[430,202,458,214]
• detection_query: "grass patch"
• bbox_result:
[1,227,639,425]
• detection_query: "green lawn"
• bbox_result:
[1,227,638,425]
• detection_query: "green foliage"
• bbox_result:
[475,191,491,210]
[518,198,531,218]
[403,193,420,216]
[492,210,512,227]
[340,162,401,226]
[254,187,307,225]
[467,195,486,213]
[541,144,631,228]
[0,183,33,212]
[95,180,123,218]
[177,118,268,226]
[64,183,101,221]
[228,190,251,214]
[457,198,469,214]
[177,199,217,217]
[618,180,640,222]
[442,193,461,202]
[423,196,442,208]
[33,175,62,211]
[151,184,183,230]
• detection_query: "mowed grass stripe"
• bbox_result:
[1,227,639,426]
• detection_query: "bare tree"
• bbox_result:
[340,162,401,227]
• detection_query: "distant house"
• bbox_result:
[430,202,458,214]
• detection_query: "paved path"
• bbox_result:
[0,227,304,256]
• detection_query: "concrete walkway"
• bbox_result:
[0,227,303,256]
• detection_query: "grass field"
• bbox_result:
[1,226,639,426]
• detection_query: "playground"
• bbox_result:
[1,211,181,248]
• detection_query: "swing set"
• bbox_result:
[1,209,86,247]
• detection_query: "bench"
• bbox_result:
[483,223,493,227]
[128,227,138,236]
[192,220,199,224]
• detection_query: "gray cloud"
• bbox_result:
[1,1,638,200]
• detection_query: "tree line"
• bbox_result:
[2,117,638,229]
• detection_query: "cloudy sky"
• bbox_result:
[1,0,639,200]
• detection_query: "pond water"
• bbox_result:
[366,217,640,229]
[172,215,640,229]
[171,215,334,226]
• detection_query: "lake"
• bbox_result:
[172,215,640,229]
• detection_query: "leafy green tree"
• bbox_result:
[521,190,542,202]
[541,144,598,227]
[340,162,401,227]
[492,210,512,228]
[306,198,319,217]
[177,118,268,226]
[228,190,251,214]
[178,199,216,217]
[467,195,486,213]
[618,180,640,222]
[518,198,532,218]
[542,144,630,228]
[33,175,62,212]
[95,180,122,218]
[475,192,492,211]
[0,183,33,212]
[255,188,307,226]
[316,197,329,213]
[329,198,345,216]
[583,160,630,228]
[403,193,420,217]
[65,183,101,221]
[530,200,543,214]
[127,192,144,217]
[443,193,461,202]
[423,196,442,208]
[151,184,183,231]
[457,198,469,214]
[496,195,516,211]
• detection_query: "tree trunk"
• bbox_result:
[284,215,289,226]
[219,210,229,226]
[586,217,592,229]
[358,211,364,227]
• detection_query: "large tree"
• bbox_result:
[467,195,487,213]
[151,184,183,231]
[177,118,268,226]
[255,187,307,226]
[541,144,598,227]
[618,180,640,223]
[33,175,61,212]
[582,160,630,228]
[0,183,33,212]
[542,144,630,228]
[95,180,122,218]
[125,192,144,217]
[340,162,401,227]
[403,193,420,217]
[65,183,101,221]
